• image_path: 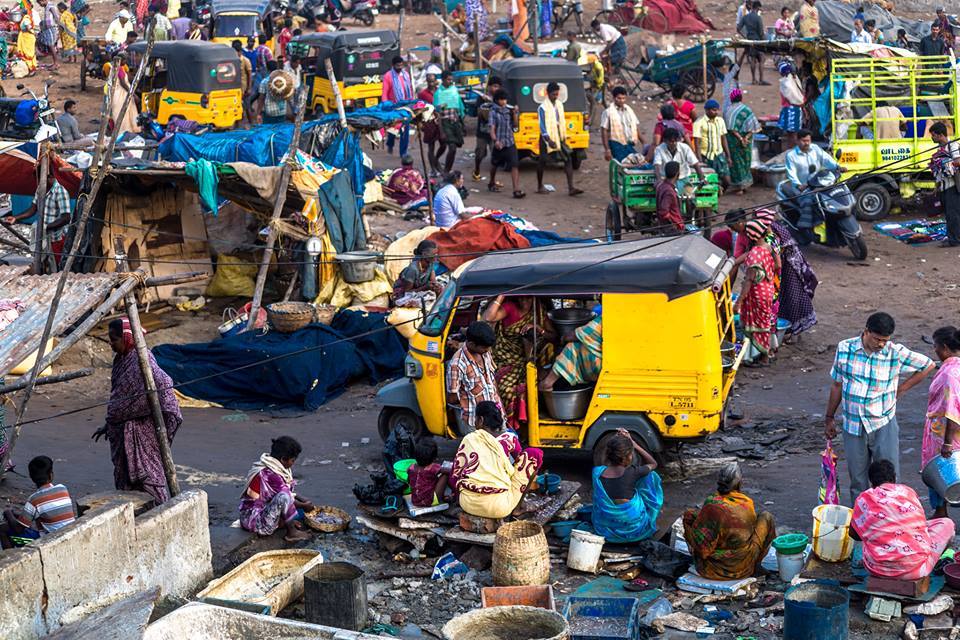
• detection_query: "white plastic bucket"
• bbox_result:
[567,530,605,573]
[777,552,804,582]
[811,504,854,562]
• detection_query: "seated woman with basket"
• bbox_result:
[239,436,315,543]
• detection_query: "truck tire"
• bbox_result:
[853,182,891,221]
[377,407,425,442]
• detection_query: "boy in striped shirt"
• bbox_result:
[1,455,76,548]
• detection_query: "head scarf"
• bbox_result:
[717,462,742,494]
[115,8,131,20]
[729,88,743,102]
[778,61,793,76]
[754,208,777,226]
[744,219,769,242]
[118,317,146,351]
[704,99,720,110]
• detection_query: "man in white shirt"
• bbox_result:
[432,170,467,228]
[653,127,704,186]
[591,18,627,69]
[781,128,840,200]
[850,18,873,44]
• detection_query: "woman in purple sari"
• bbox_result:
[239,436,314,542]
[768,216,818,339]
[92,318,182,504]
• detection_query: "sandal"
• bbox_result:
[513,190,526,199]
[379,495,401,517]
[536,187,551,194]
[569,188,584,196]
[472,171,482,181]
[487,183,503,192]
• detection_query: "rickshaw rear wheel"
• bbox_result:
[604,201,622,241]
[679,68,715,102]
[377,407,426,442]
[592,429,666,467]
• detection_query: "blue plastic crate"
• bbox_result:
[562,596,641,640]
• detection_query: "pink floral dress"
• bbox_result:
[740,245,778,355]
[922,357,960,469]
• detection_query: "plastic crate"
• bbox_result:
[562,596,641,640]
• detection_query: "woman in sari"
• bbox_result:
[464,0,489,40]
[17,16,37,75]
[239,436,314,542]
[385,155,428,208]
[105,54,139,134]
[483,295,555,428]
[922,326,960,518]
[724,89,760,195]
[452,401,543,520]
[592,429,662,543]
[733,219,780,366]
[767,216,818,339]
[683,463,776,580]
[92,319,182,504]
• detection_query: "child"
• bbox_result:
[408,438,451,508]
[656,161,684,233]
[1,455,76,548]
[239,436,314,543]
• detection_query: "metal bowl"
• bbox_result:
[547,308,595,336]
[720,340,736,356]
[540,385,593,421]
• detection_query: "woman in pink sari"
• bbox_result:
[850,460,955,580]
[922,326,960,518]
[733,219,780,366]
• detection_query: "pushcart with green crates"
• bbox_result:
[605,160,719,240]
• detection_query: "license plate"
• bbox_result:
[366,98,378,106]
[467,77,480,85]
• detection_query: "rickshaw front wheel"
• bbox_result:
[377,407,426,442]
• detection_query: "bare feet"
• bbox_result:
[284,523,311,543]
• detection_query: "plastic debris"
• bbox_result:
[904,594,953,616]
[865,596,901,622]
[431,552,469,580]
[640,597,673,627]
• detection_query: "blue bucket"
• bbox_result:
[783,581,849,640]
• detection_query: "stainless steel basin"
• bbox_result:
[540,385,593,421]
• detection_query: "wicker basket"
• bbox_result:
[492,521,551,587]
[266,302,315,333]
[304,505,351,533]
[314,304,337,326]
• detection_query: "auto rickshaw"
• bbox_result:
[294,29,400,114]
[491,57,590,169]
[129,41,243,129]
[209,0,273,49]
[376,236,745,460]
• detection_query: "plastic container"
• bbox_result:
[335,251,381,284]
[811,505,854,562]
[303,562,367,631]
[481,585,555,610]
[921,455,960,504]
[549,520,580,539]
[777,553,805,582]
[563,596,640,640]
[783,581,849,640]
[567,530,605,574]
[442,606,568,640]
[772,533,809,556]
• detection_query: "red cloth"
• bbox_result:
[0,148,82,197]
[655,181,683,232]
[428,217,531,271]
[643,0,713,33]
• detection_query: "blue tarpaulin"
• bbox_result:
[320,129,366,217]
[153,310,406,411]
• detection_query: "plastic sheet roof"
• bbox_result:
[0,268,119,378]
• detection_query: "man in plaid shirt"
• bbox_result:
[447,321,502,430]
[825,312,935,503]
[2,174,73,271]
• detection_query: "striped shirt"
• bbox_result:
[692,115,727,161]
[17,483,76,533]
[830,337,934,435]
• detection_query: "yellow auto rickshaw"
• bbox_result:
[294,29,400,114]
[209,0,273,50]
[376,236,745,460]
[492,57,590,169]
[129,41,243,129]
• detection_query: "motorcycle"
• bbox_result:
[776,168,868,260]
[0,81,60,142]
[314,0,377,26]
[378,0,401,13]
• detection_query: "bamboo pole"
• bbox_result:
[474,14,482,68]
[531,0,539,54]
[701,36,708,103]
[32,144,49,274]
[0,24,158,478]
[416,124,436,226]
[398,7,405,44]
[245,91,309,332]
[0,369,93,395]
[114,237,179,499]
[440,0,451,68]
[0,218,31,246]
[324,58,348,128]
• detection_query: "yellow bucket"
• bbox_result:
[811,504,854,562]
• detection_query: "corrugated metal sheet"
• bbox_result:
[0,265,29,288]
[0,272,119,378]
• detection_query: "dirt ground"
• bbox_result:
[2,1,959,637]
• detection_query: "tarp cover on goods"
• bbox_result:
[642,0,713,34]
[152,310,406,411]
[816,1,929,42]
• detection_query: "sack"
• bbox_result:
[206,255,257,298]
[819,441,840,505]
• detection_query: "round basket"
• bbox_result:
[492,521,551,586]
[304,505,351,533]
[314,304,337,326]
[266,302,316,333]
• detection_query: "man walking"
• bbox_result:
[382,56,414,156]
[536,81,583,196]
[824,312,935,504]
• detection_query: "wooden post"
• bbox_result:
[324,58,348,128]
[474,15,482,68]
[32,145,49,274]
[0,25,158,479]
[114,238,179,499]
[246,91,309,331]
[416,124,436,226]
[531,0,539,54]
[701,36,708,103]
[398,7,405,44]
[440,0,451,68]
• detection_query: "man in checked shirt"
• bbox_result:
[824,312,936,503]
[447,321,502,430]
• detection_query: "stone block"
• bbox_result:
[36,501,137,633]
[0,547,44,639]
[133,489,213,598]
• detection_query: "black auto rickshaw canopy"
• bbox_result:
[128,40,242,92]
[294,29,400,82]
[490,58,587,113]
[455,235,730,299]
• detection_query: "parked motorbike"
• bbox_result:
[314,0,377,26]
[378,0,402,13]
[777,168,868,260]
[0,81,59,142]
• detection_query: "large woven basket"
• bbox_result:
[266,302,315,333]
[492,521,551,587]
[304,505,351,533]
[314,304,337,326]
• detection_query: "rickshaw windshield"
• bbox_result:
[214,14,257,37]
[420,282,457,337]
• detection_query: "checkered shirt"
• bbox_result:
[830,336,934,435]
[447,344,500,427]
[44,181,71,243]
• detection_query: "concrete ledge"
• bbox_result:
[0,547,44,640]
[134,489,213,598]
[35,501,137,633]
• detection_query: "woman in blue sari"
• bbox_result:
[592,429,663,543]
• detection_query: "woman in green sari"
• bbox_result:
[724,89,760,195]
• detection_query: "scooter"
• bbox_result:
[776,168,868,260]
